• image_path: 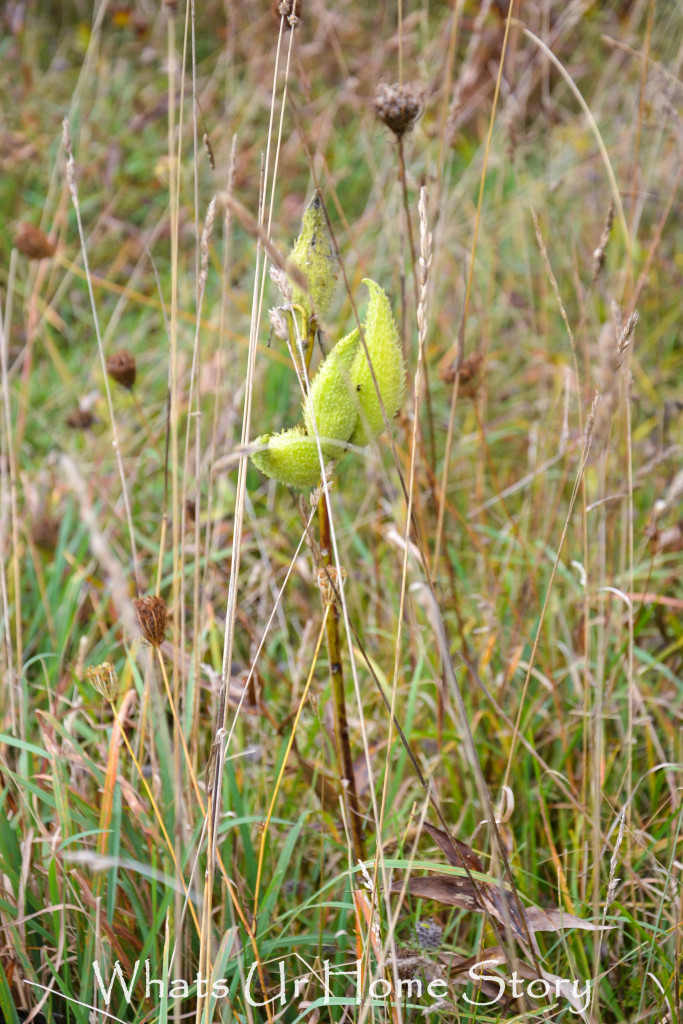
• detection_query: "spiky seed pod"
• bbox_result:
[85,662,121,701]
[133,595,168,647]
[289,193,339,323]
[14,223,56,260]
[373,82,423,138]
[303,329,360,456]
[106,349,137,389]
[251,425,326,489]
[66,408,94,430]
[350,279,406,445]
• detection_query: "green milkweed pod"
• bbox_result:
[289,193,339,322]
[303,328,360,457]
[350,279,406,445]
[251,425,327,489]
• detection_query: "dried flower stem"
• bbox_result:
[318,490,365,863]
[290,304,365,862]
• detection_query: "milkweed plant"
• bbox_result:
[251,193,406,488]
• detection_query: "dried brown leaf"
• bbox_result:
[420,820,485,873]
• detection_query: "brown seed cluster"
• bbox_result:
[133,595,168,647]
[107,349,137,389]
[373,82,423,138]
[14,223,56,260]
[85,662,121,701]
[317,565,347,606]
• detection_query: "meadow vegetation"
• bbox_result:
[0,1,682,1021]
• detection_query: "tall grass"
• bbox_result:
[0,1,682,1022]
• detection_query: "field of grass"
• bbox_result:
[1,1,682,1021]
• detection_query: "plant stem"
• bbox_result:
[318,490,365,863]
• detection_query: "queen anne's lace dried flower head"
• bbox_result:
[373,82,423,138]
[85,662,120,701]
[415,919,444,951]
[133,596,168,647]
[107,350,137,389]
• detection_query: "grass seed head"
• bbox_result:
[373,82,423,138]
[106,349,137,389]
[133,595,168,647]
[85,662,121,701]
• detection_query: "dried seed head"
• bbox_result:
[415,919,444,950]
[32,514,61,552]
[273,0,302,28]
[14,223,56,260]
[618,311,638,354]
[66,408,95,430]
[441,351,483,399]
[591,198,615,282]
[268,306,289,341]
[106,349,137,389]
[373,82,423,138]
[317,564,347,606]
[85,662,121,701]
[202,132,215,171]
[133,595,168,647]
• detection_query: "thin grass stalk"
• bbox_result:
[0,252,21,737]
[165,10,185,1011]
[377,184,430,1013]
[253,607,329,910]
[107,699,201,934]
[435,0,517,570]
[62,121,139,588]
